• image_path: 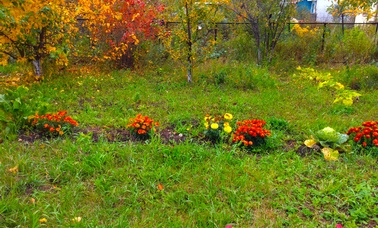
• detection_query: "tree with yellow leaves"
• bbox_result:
[0,0,78,76]
[328,0,377,22]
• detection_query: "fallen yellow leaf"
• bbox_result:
[321,147,339,161]
[39,218,47,223]
[8,166,18,174]
[304,139,317,148]
[72,217,82,222]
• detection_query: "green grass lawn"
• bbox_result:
[1,62,378,227]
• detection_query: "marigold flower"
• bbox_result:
[224,113,233,120]
[58,110,67,116]
[49,127,55,132]
[204,115,212,121]
[44,123,49,128]
[348,121,378,147]
[211,123,219,130]
[138,129,147,135]
[224,125,232,133]
[232,119,270,147]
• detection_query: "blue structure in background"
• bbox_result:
[296,0,317,20]
[297,1,312,12]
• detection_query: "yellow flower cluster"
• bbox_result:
[291,24,318,37]
[204,113,233,133]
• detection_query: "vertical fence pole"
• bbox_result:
[214,24,218,41]
[288,22,291,33]
[375,23,378,46]
[321,23,327,52]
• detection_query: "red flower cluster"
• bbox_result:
[30,110,79,136]
[347,121,378,147]
[232,119,271,147]
[127,114,159,136]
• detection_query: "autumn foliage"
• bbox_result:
[0,0,164,74]
[0,0,78,74]
[76,0,164,65]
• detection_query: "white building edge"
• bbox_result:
[296,0,377,23]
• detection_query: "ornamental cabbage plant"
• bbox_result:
[304,127,349,161]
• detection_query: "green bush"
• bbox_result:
[340,65,378,90]
[324,26,375,64]
[0,86,49,139]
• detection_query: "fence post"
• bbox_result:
[375,23,378,45]
[214,24,218,41]
[288,22,291,33]
[321,23,327,52]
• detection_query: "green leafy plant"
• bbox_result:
[295,67,361,106]
[203,113,233,143]
[304,127,349,161]
[28,110,79,137]
[267,117,289,131]
[0,86,48,138]
[232,119,271,149]
[127,114,159,140]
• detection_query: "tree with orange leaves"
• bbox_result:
[76,0,164,68]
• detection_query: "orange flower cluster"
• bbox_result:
[30,110,79,136]
[347,121,378,147]
[232,119,271,147]
[127,114,159,136]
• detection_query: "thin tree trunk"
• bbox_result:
[31,27,46,76]
[185,1,193,83]
[32,59,42,76]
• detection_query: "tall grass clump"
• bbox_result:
[323,26,376,64]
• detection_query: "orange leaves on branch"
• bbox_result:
[77,0,165,61]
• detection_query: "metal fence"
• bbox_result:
[164,21,378,54]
